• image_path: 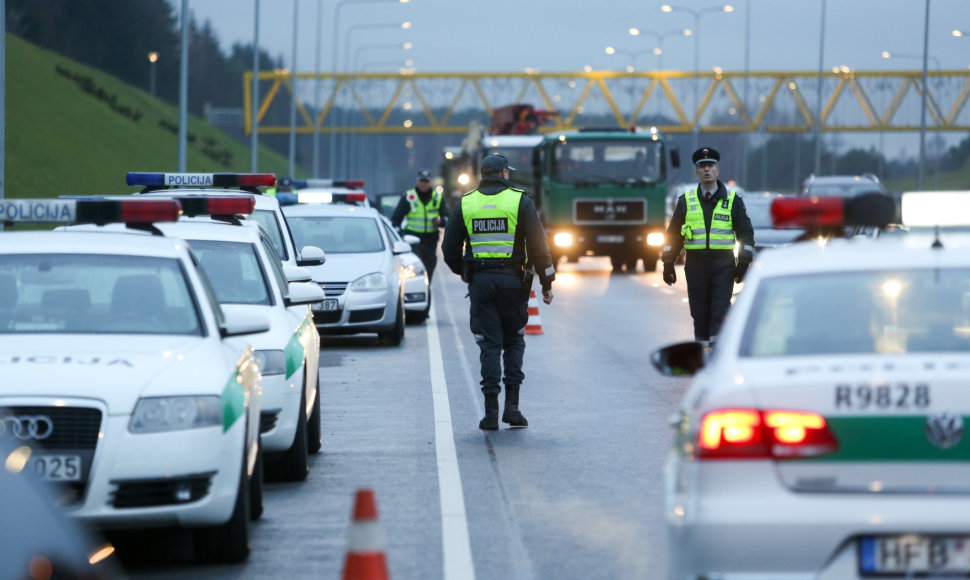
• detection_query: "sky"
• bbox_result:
[177,0,970,75]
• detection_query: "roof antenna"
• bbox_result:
[931,224,943,249]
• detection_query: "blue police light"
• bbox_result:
[126,172,277,188]
[276,193,299,206]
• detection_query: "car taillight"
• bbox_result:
[698,408,837,460]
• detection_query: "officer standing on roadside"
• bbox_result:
[443,153,555,431]
[391,170,447,281]
[662,147,755,347]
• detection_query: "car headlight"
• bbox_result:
[553,232,573,247]
[350,272,387,292]
[129,396,221,433]
[402,262,423,279]
[253,349,286,376]
[646,232,665,246]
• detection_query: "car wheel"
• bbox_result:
[406,286,431,325]
[378,296,405,346]
[249,442,264,521]
[195,448,251,563]
[307,369,322,455]
[625,258,639,273]
[266,388,309,482]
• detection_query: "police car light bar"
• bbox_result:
[0,198,182,225]
[771,197,844,228]
[297,191,333,204]
[126,172,277,189]
[900,191,970,227]
[163,195,255,217]
[291,179,365,189]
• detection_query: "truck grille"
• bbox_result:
[574,199,646,224]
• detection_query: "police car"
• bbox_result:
[282,178,372,207]
[0,198,265,563]
[653,191,970,579]
[380,214,431,324]
[65,194,325,482]
[126,172,327,269]
[281,199,412,345]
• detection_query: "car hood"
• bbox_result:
[304,251,387,283]
[754,227,804,249]
[0,335,239,414]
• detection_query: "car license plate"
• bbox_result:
[313,299,339,312]
[28,454,82,482]
[860,535,970,575]
[596,235,624,244]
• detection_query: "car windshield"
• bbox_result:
[553,139,663,183]
[741,269,970,356]
[250,209,288,260]
[189,240,271,305]
[285,216,385,254]
[0,254,202,335]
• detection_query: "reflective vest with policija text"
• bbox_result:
[462,188,522,258]
[681,189,736,250]
[404,188,442,233]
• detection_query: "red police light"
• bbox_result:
[335,180,365,189]
[118,199,183,223]
[345,192,367,203]
[236,174,277,188]
[207,196,256,216]
[771,197,844,229]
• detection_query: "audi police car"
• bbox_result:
[0,198,265,563]
[64,194,325,482]
[653,192,970,579]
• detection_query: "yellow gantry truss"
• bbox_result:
[243,69,970,135]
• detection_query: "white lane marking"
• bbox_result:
[427,302,477,580]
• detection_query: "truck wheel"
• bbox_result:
[642,256,658,272]
[625,258,639,273]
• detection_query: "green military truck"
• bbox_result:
[532,127,680,272]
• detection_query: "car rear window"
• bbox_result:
[189,240,272,306]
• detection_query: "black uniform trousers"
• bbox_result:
[405,233,439,281]
[468,272,529,395]
[684,252,736,341]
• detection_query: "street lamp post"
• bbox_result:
[813,0,826,176]
[661,3,733,152]
[177,0,188,172]
[251,0,260,172]
[350,42,412,178]
[147,52,158,98]
[288,0,298,178]
[628,27,692,118]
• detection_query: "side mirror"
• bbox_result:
[670,148,681,170]
[286,281,325,306]
[392,240,412,254]
[219,305,271,337]
[283,265,312,283]
[402,234,420,245]
[297,245,326,266]
[651,341,705,376]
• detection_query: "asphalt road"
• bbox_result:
[119,257,695,580]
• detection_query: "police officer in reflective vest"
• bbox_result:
[392,169,447,281]
[662,147,755,347]
[442,153,555,430]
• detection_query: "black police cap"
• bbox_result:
[417,170,432,180]
[480,153,516,172]
[692,147,720,166]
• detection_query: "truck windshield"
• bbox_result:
[553,140,663,184]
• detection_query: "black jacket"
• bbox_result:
[390,186,448,241]
[662,180,755,264]
[442,177,556,290]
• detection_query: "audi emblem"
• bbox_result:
[0,415,54,440]
[926,412,964,450]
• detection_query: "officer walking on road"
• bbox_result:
[662,147,755,347]
[443,153,555,431]
[392,170,447,281]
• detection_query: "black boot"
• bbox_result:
[502,385,528,427]
[479,394,499,431]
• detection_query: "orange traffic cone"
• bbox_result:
[525,290,544,335]
[342,488,389,580]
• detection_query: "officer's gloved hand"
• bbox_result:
[662,263,676,286]
[735,251,753,283]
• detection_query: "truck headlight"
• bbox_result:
[253,349,286,376]
[350,272,388,292]
[129,396,222,433]
[647,233,665,246]
[553,232,573,247]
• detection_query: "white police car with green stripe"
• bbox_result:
[66,195,324,482]
[653,192,970,579]
[0,198,266,563]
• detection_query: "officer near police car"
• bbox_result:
[662,147,755,347]
[443,153,555,431]
[391,169,447,281]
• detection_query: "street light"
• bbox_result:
[660,3,734,151]
[604,45,656,72]
[953,29,969,37]
[147,52,159,98]
[627,28,691,73]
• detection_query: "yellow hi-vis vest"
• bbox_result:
[681,189,736,250]
[404,188,442,233]
[461,188,522,258]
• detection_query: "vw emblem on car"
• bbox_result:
[0,415,54,440]
[925,412,964,450]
